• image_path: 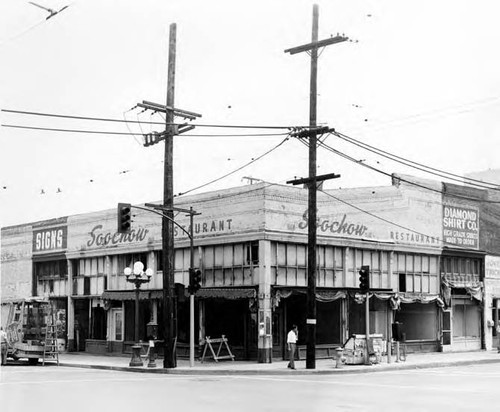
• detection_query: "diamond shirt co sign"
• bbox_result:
[442,204,479,249]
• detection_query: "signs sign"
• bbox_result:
[33,226,67,252]
[442,204,479,249]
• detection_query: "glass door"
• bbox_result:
[110,308,123,341]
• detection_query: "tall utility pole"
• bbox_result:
[135,24,201,370]
[285,4,348,369]
[163,22,177,369]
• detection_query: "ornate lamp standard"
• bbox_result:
[124,261,153,367]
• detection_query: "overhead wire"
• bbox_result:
[204,175,459,249]
[2,124,143,136]
[0,130,291,198]
[176,135,291,197]
[302,136,500,204]
[122,110,143,146]
[361,95,500,133]
[0,19,45,46]
[1,124,291,137]
[332,130,500,191]
[1,108,304,130]
[317,188,460,248]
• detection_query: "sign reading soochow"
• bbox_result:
[442,204,479,249]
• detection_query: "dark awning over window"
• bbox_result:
[196,288,257,300]
[102,287,257,301]
[102,289,163,301]
[32,252,67,262]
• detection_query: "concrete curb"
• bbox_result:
[57,357,500,376]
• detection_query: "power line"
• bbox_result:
[333,130,500,191]
[0,19,46,46]
[208,176,464,249]
[314,139,500,204]
[177,181,280,202]
[318,188,462,248]
[2,124,142,136]
[1,124,290,137]
[1,108,304,130]
[1,134,291,198]
[176,136,291,197]
[359,95,500,132]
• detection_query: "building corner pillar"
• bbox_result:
[258,239,273,363]
[67,259,76,352]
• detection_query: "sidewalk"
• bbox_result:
[54,349,500,375]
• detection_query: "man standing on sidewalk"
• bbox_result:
[287,325,298,370]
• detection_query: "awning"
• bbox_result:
[272,287,346,307]
[102,289,163,301]
[32,252,67,262]
[196,288,257,300]
[102,288,257,301]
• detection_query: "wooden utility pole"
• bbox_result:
[162,22,177,369]
[285,4,348,369]
[306,4,319,372]
[134,24,201,370]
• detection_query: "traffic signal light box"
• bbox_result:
[117,203,132,233]
[358,265,370,293]
[188,268,202,294]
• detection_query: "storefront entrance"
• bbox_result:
[74,299,90,351]
[203,298,257,360]
[452,294,481,350]
[273,292,343,359]
[394,302,440,353]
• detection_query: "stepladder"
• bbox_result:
[42,308,59,366]
[200,335,235,363]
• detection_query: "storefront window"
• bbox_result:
[246,242,259,265]
[34,260,67,279]
[202,242,257,287]
[396,253,438,293]
[272,242,345,286]
[395,303,438,341]
[453,298,480,339]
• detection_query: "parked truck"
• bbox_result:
[4,297,54,365]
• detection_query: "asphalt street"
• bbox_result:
[2,363,500,412]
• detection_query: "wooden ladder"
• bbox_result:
[42,308,59,366]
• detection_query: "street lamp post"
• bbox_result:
[124,261,153,367]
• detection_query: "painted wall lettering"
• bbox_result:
[442,204,479,249]
[390,231,440,245]
[485,255,500,279]
[86,225,149,248]
[298,209,369,237]
[174,219,233,237]
[33,226,67,252]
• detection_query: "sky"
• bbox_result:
[1,0,500,227]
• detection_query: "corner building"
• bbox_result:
[1,175,489,361]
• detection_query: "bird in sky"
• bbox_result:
[28,2,70,20]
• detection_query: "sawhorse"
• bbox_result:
[200,335,235,363]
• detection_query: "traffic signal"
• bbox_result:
[117,203,132,233]
[188,268,202,294]
[193,269,202,292]
[358,265,370,293]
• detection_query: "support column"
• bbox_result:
[387,302,393,363]
[258,240,273,363]
[484,293,493,351]
[198,300,205,356]
[341,295,348,343]
[67,259,75,351]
